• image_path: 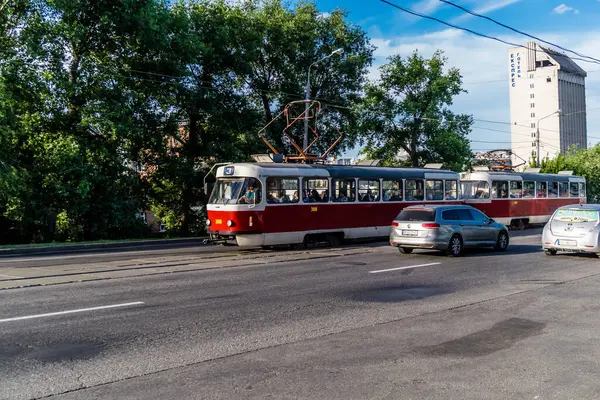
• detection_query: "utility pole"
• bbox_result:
[303,48,344,151]
[536,109,561,167]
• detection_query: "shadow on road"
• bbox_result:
[352,284,453,303]
[410,244,543,258]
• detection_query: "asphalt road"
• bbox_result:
[2,232,600,399]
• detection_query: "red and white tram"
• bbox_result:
[461,170,586,228]
[206,163,461,247]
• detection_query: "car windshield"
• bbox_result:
[395,209,436,221]
[554,209,599,223]
[209,178,261,205]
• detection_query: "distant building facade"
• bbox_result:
[508,42,587,164]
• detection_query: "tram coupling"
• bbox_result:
[203,233,235,246]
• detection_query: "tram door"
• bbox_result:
[302,177,332,231]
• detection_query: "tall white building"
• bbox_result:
[508,42,587,166]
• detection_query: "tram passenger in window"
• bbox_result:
[445,191,456,200]
[292,191,299,202]
[321,190,329,202]
[382,192,389,201]
[363,189,374,202]
[310,189,322,202]
[267,192,278,204]
[337,190,348,202]
[239,184,256,204]
[280,190,291,203]
[390,191,401,201]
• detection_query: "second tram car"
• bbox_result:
[461,170,586,228]
[206,163,461,247]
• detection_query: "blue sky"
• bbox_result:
[317,0,600,158]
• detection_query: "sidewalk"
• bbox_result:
[0,237,208,258]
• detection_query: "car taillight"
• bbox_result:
[422,223,440,229]
[391,222,399,227]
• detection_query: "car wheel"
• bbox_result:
[544,249,557,256]
[399,247,413,254]
[446,235,462,257]
[494,231,509,251]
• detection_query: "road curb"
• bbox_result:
[0,238,208,258]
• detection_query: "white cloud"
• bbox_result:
[318,12,331,19]
[452,0,522,22]
[366,29,600,151]
[413,0,443,14]
[553,4,578,14]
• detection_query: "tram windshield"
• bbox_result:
[209,177,262,205]
[461,181,490,199]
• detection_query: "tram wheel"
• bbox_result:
[291,237,307,250]
[327,234,343,247]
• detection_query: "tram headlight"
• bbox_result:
[206,219,211,226]
[227,220,235,227]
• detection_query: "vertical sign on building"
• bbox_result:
[509,52,522,88]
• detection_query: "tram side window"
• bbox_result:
[536,181,547,198]
[492,181,509,199]
[559,182,569,198]
[303,178,329,203]
[332,179,356,202]
[382,180,403,201]
[266,177,299,204]
[510,181,522,198]
[425,180,444,201]
[445,180,458,200]
[570,182,579,197]
[580,182,586,198]
[549,182,559,198]
[461,181,490,199]
[358,179,380,202]
[523,181,535,198]
[405,179,424,201]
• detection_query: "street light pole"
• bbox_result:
[536,109,561,167]
[303,48,344,151]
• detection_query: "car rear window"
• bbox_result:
[553,209,599,223]
[395,209,436,221]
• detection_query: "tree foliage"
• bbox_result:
[357,50,472,171]
[0,0,377,243]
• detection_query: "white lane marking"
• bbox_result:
[0,273,23,278]
[0,301,145,323]
[369,263,441,274]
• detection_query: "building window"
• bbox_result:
[530,103,535,108]
[531,122,535,128]
[532,142,536,147]
[531,112,536,118]
[547,77,552,83]
[530,83,535,89]
[530,93,535,99]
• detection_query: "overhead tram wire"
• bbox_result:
[379,0,600,67]
[438,0,600,65]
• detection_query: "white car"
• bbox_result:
[542,204,600,256]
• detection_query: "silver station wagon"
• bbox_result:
[542,204,600,256]
[389,205,510,256]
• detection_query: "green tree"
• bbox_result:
[238,0,374,154]
[357,50,472,171]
